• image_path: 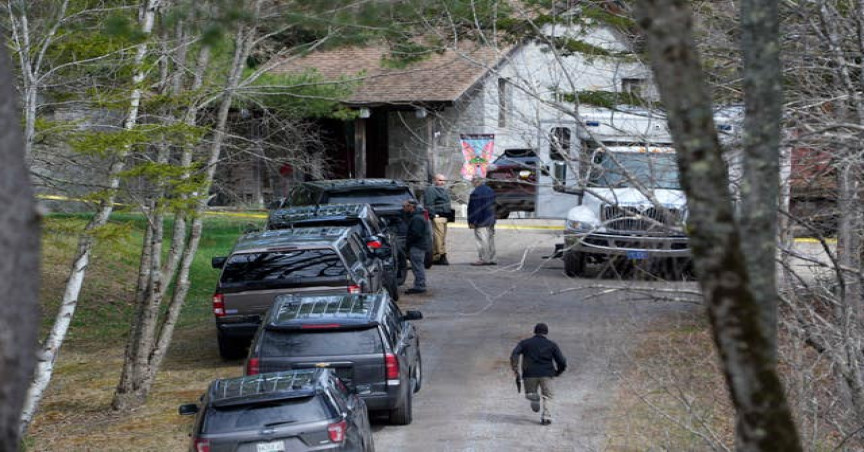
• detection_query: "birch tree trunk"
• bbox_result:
[112,0,264,410]
[0,41,39,452]
[633,0,801,449]
[19,0,162,435]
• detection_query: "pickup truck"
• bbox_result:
[485,148,540,219]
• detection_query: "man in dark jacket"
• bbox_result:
[424,174,452,265]
[510,323,567,425]
[467,177,496,266]
[402,199,430,294]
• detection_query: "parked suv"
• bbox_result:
[179,369,374,451]
[486,148,541,219]
[246,292,423,425]
[273,178,433,270]
[268,203,404,290]
[211,226,391,359]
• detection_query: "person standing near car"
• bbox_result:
[424,174,452,265]
[402,199,429,294]
[467,176,497,266]
[510,323,567,425]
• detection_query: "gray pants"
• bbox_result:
[473,225,495,263]
[408,246,426,290]
[524,377,554,420]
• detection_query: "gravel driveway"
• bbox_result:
[372,222,699,451]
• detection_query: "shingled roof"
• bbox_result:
[268,42,509,106]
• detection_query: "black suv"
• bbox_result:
[267,203,404,290]
[211,226,392,359]
[179,369,374,451]
[273,178,433,270]
[246,292,423,425]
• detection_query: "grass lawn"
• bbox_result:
[27,212,265,451]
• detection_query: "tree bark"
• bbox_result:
[633,0,802,449]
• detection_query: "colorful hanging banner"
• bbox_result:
[459,134,495,180]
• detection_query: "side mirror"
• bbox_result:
[403,310,423,321]
[211,256,227,269]
[178,403,199,416]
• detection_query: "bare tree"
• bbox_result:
[0,41,39,451]
[632,0,801,449]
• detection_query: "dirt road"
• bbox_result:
[372,223,698,451]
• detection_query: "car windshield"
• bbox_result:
[261,328,384,357]
[202,396,333,433]
[493,149,537,167]
[324,189,413,206]
[220,249,346,286]
[588,151,681,189]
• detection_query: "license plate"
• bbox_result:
[627,250,649,260]
[257,440,285,452]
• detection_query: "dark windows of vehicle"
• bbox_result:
[323,189,413,205]
[201,395,333,434]
[219,250,347,286]
[259,329,385,357]
[340,243,359,268]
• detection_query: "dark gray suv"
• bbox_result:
[179,369,374,451]
[246,292,423,425]
[267,203,404,292]
[211,227,390,360]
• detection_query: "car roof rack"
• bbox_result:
[266,293,385,329]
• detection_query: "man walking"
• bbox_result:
[424,174,452,265]
[510,323,567,425]
[467,176,497,266]
[402,199,430,294]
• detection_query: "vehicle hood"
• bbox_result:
[582,188,687,210]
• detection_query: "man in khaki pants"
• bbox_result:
[424,174,452,265]
[510,323,567,425]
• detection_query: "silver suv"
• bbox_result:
[211,227,388,359]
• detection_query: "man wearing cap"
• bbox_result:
[402,199,430,294]
[510,323,567,425]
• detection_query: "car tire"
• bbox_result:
[388,383,413,425]
[412,352,422,393]
[386,274,400,302]
[217,333,246,360]
[564,250,585,277]
[496,207,510,219]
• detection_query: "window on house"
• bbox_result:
[550,127,571,161]
[621,78,645,97]
[498,78,508,128]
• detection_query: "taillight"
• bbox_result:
[212,293,225,317]
[348,284,361,294]
[385,353,399,379]
[366,239,383,249]
[246,357,259,376]
[193,438,210,452]
[328,420,347,443]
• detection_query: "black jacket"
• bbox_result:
[510,334,567,378]
[405,210,430,251]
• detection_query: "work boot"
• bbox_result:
[437,254,449,265]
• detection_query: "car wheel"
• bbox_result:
[564,250,585,277]
[496,207,510,219]
[386,274,400,302]
[412,352,422,393]
[217,332,246,360]
[388,383,413,425]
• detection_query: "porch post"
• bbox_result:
[354,117,367,178]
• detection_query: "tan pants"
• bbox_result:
[432,216,448,260]
[524,377,554,420]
